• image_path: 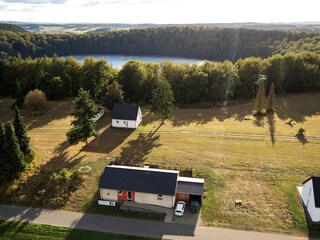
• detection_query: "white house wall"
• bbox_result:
[302,179,320,222]
[112,119,137,129]
[136,108,142,127]
[100,189,118,201]
[135,192,175,208]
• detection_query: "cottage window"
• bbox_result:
[118,190,123,195]
[116,120,119,123]
[124,121,126,124]
[157,194,163,200]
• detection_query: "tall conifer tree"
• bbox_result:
[4,121,26,180]
[14,106,34,162]
[67,88,98,144]
[254,82,265,115]
[0,122,7,180]
[266,83,276,113]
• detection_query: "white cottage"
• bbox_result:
[111,103,142,129]
[301,176,320,223]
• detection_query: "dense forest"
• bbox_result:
[0,23,27,33]
[1,51,319,105]
[0,26,320,61]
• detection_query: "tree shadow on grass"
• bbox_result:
[113,130,162,166]
[81,126,134,154]
[253,114,265,127]
[296,134,309,145]
[0,141,85,210]
[267,113,276,145]
[276,93,320,123]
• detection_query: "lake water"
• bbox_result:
[67,54,204,68]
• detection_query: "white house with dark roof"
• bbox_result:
[111,103,142,129]
[99,165,204,208]
[301,176,320,223]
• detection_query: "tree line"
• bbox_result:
[0,51,319,106]
[0,26,319,61]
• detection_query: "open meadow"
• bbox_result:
[0,92,319,236]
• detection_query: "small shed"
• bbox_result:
[301,176,320,223]
[111,103,142,129]
[176,176,204,203]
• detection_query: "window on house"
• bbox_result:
[107,193,110,196]
[116,120,119,123]
[124,121,126,124]
[157,194,163,200]
[118,191,123,195]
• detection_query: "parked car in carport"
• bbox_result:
[174,201,186,216]
[190,200,199,213]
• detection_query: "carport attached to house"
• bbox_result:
[176,177,204,202]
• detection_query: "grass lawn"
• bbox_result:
[0,92,319,236]
[0,220,152,240]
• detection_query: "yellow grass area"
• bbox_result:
[0,92,319,235]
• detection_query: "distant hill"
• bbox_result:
[2,21,320,33]
[0,23,27,33]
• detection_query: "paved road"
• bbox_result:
[0,205,317,240]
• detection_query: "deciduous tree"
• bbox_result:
[151,80,175,123]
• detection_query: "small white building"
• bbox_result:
[111,103,142,129]
[91,108,105,123]
[301,176,320,223]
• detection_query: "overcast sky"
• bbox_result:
[0,0,319,24]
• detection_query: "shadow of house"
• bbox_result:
[114,131,162,166]
[81,126,134,154]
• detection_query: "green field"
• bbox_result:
[0,92,319,236]
[0,220,151,240]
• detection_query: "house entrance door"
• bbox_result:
[127,191,134,201]
[127,192,132,201]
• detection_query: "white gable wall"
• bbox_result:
[136,107,142,127]
[301,179,320,222]
[100,188,118,201]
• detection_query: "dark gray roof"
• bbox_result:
[112,103,140,120]
[99,166,179,196]
[313,177,320,208]
[177,180,204,196]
